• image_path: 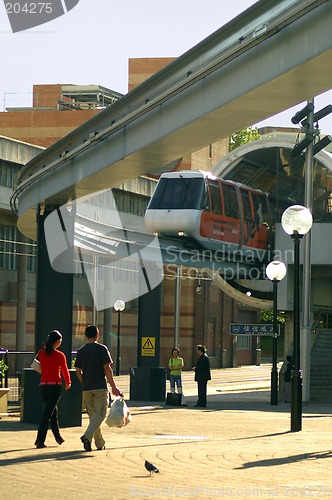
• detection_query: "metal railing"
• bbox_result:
[0,350,34,411]
[0,350,76,412]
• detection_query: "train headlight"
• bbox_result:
[152,231,159,236]
[178,231,185,237]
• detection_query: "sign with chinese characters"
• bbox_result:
[229,323,280,335]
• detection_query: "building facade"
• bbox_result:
[0,61,268,372]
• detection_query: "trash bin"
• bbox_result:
[129,367,166,402]
[21,368,82,427]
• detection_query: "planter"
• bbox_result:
[0,388,9,413]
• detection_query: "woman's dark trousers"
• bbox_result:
[36,385,62,445]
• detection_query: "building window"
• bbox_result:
[207,320,216,356]
[86,189,150,217]
[0,160,19,188]
[25,239,36,272]
[0,225,36,271]
[0,225,17,270]
[236,336,252,349]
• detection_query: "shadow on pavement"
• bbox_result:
[235,450,332,469]
[128,390,332,415]
[0,449,89,467]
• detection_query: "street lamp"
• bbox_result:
[266,260,287,405]
[114,299,125,376]
[281,205,313,431]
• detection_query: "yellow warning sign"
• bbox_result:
[141,337,155,356]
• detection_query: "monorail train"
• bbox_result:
[144,170,275,258]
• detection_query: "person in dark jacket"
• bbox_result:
[281,355,294,403]
[193,344,211,408]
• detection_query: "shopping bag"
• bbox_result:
[105,397,131,428]
[31,357,41,374]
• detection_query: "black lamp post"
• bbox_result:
[114,299,125,376]
[266,260,287,405]
[281,205,312,432]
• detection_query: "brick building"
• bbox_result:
[0,59,259,372]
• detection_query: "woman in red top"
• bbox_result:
[34,330,71,448]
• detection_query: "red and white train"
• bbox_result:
[144,170,275,259]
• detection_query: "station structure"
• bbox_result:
[1,58,332,402]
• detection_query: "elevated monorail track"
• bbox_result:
[11,0,332,242]
[44,210,273,308]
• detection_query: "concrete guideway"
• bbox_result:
[1,363,331,499]
[12,0,332,240]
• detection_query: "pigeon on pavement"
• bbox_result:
[145,460,159,476]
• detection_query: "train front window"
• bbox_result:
[148,177,206,209]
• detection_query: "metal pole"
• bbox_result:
[291,231,302,431]
[92,255,98,327]
[271,279,278,405]
[116,311,121,376]
[103,307,113,353]
[4,350,9,388]
[302,98,314,402]
[174,267,181,347]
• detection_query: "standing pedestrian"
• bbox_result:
[193,344,211,408]
[75,325,122,451]
[281,355,294,403]
[168,347,184,398]
[35,330,71,448]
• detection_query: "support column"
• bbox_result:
[137,283,161,367]
[22,206,81,426]
[35,206,73,365]
[16,233,27,352]
[130,282,164,401]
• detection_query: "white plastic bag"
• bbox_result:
[105,397,131,428]
[31,358,41,374]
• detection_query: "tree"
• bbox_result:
[260,309,286,325]
[0,358,8,387]
[228,126,260,152]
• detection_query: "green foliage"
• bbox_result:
[228,127,260,152]
[259,310,286,359]
[260,309,286,324]
[0,359,8,377]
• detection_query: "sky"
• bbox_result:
[1,0,332,133]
